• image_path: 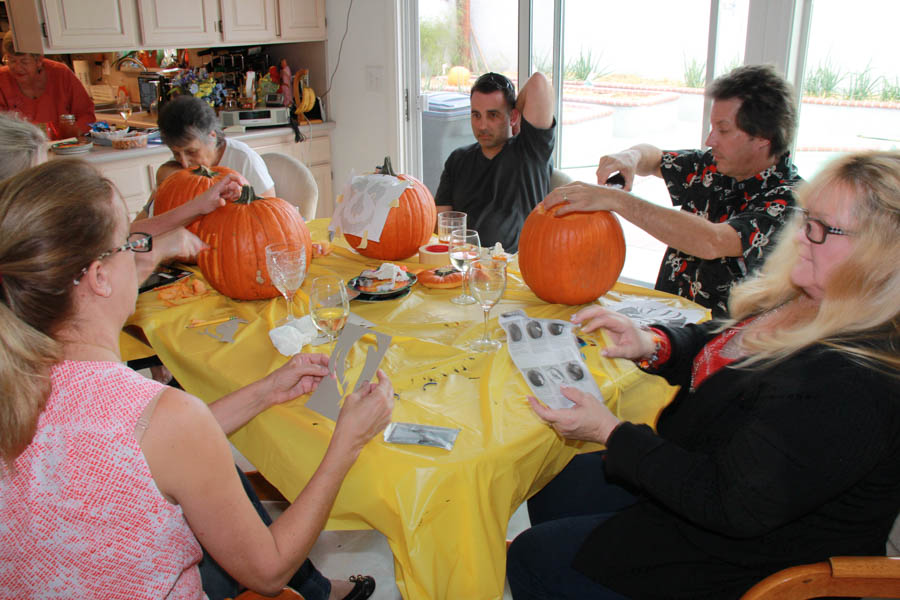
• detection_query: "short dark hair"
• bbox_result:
[471,72,516,112]
[157,95,223,148]
[707,64,797,158]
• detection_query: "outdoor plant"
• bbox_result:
[804,57,843,97]
[845,64,878,100]
[533,51,553,78]
[420,17,455,90]
[566,48,607,81]
[716,56,742,78]
[880,77,900,102]
[683,56,705,88]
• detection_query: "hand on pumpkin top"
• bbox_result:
[571,306,658,362]
[183,172,246,218]
[542,181,625,216]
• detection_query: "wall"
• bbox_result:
[325,0,402,207]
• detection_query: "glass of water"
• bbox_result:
[437,211,466,244]
[468,258,507,352]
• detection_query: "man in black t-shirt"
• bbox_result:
[435,71,555,253]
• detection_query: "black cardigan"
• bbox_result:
[573,322,900,599]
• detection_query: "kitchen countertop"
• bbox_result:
[63,122,334,164]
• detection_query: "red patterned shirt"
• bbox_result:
[0,361,204,599]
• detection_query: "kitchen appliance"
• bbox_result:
[220,106,291,128]
[137,71,176,112]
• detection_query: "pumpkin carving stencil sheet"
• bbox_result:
[498,310,603,410]
[329,172,410,244]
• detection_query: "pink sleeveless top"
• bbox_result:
[0,361,204,599]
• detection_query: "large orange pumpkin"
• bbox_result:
[343,156,436,260]
[155,164,241,234]
[518,203,626,305]
[196,186,312,300]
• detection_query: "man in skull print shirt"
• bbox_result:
[542,65,802,316]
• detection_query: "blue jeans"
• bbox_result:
[507,452,639,600]
[199,467,331,600]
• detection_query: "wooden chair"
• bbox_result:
[261,152,318,221]
[740,556,900,599]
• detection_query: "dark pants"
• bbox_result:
[199,467,331,600]
[507,452,638,600]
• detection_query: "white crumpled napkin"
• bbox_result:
[268,316,320,356]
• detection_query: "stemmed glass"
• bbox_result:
[468,258,508,352]
[309,276,350,342]
[265,243,306,324]
[116,92,132,126]
[448,228,480,305]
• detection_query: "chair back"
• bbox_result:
[261,152,318,221]
[549,169,573,191]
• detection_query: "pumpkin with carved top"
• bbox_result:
[196,185,311,300]
[518,203,625,305]
[343,156,436,260]
[155,164,241,234]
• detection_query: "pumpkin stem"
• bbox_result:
[235,185,261,204]
[192,165,218,178]
[379,156,397,177]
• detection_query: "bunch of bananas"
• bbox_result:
[292,72,317,115]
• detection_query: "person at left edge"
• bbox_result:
[434,71,555,253]
[0,31,95,139]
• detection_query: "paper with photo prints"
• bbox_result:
[499,310,603,410]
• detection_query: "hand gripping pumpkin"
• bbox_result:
[343,156,437,260]
[418,266,464,289]
[518,203,626,305]
[155,165,241,234]
[196,185,312,300]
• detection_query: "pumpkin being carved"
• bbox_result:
[196,186,312,300]
[518,203,626,305]
[343,156,436,260]
[155,165,241,234]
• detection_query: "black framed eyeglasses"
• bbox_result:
[73,232,153,285]
[795,208,852,244]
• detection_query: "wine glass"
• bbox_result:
[265,243,306,324]
[309,276,350,342]
[448,228,480,305]
[468,259,507,352]
[116,93,132,126]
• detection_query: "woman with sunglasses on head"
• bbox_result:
[0,159,391,599]
[0,31,95,139]
[508,150,900,599]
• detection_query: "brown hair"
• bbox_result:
[0,159,117,467]
[708,64,797,158]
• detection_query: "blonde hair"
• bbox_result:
[0,112,47,180]
[0,159,117,468]
[728,150,900,373]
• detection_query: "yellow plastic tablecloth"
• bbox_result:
[126,219,706,600]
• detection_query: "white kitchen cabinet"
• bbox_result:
[277,0,325,42]
[218,0,277,43]
[7,0,140,53]
[137,0,219,47]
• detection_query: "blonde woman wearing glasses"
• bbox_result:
[509,151,900,600]
[0,31,95,139]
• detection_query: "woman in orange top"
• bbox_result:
[0,31,95,139]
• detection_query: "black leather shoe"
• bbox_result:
[340,574,376,600]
